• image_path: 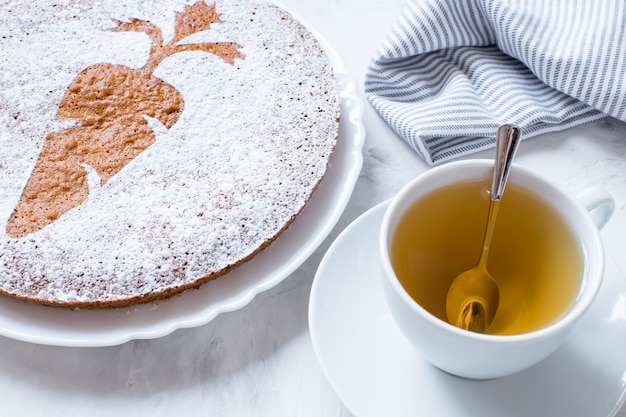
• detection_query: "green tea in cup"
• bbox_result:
[390,178,583,335]
[379,160,612,379]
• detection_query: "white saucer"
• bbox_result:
[309,201,626,417]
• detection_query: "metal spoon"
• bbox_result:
[445,124,522,333]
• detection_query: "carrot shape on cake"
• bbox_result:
[6,2,243,238]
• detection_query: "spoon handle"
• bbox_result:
[492,124,522,201]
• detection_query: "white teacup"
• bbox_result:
[379,160,614,379]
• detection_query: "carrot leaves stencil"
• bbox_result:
[6,2,243,238]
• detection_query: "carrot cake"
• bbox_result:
[0,0,340,307]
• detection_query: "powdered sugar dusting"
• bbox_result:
[0,0,340,306]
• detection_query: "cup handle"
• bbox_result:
[576,186,615,230]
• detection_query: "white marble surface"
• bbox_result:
[3,0,626,415]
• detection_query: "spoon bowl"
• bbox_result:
[445,124,521,333]
[446,262,499,332]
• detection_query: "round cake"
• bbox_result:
[0,0,340,307]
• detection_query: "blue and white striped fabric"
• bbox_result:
[365,0,626,165]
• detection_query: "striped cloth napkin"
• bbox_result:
[365,0,626,165]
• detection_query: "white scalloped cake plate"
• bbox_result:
[309,201,626,417]
[0,29,364,347]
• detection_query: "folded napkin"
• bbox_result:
[365,0,626,165]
